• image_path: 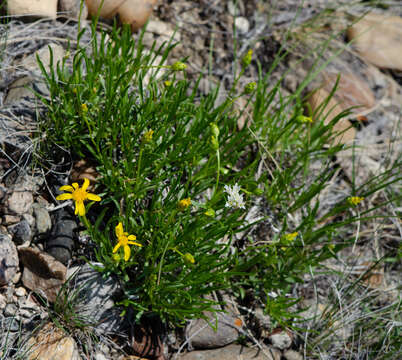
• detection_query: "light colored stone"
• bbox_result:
[6,191,33,215]
[268,330,292,350]
[0,235,19,286]
[2,214,21,225]
[15,287,27,297]
[33,204,52,234]
[347,13,402,71]
[146,19,180,42]
[185,312,242,349]
[20,44,65,74]
[234,16,250,33]
[178,344,281,360]
[5,76,35,103]
[7,0,57,19]
[19,247,66,303]
[26,322,80,360]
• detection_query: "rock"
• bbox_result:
[69,263,124,333]
[15,287,27,297]
[178,344,281,360]
[4,302,18,317]
[347,13,402,71]
[26,322,80,360]
[4,76,35,103]
[322,71,375,115]
[8,220,32,245]
[283,349,303,360]
[1,316,21,332]
[7,0,57,19]
[6,191,33,215]
[23,213,36,227]
[0,294,6,310]
[33,204,52,234]
[0,235,19,286]
[185,311,242,349]
[19,247,66,303]
[308,88,356,145]
[2,214,21,225]
[268,329,292,350]
[46,209,77,264]
[86,0,157,32]
[234,17,250,34]
[19,43,65,75]
[58,0,88,20]
[131,321,164,359]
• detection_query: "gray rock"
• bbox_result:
[185,311,241,349]
[19,43,65,75]
[8,220,32,245]
[22,213,35,228]
[2,316,20,332]
[178,344,281,360]
[69,263,124,334]
[6,191,33,215]
[2,215,21,225]
[4,77,35,104]
[19,247,66,303]
[4,303,18,317]
[0,234,19,286]
[33,204,52,234]
[268,330,292,350]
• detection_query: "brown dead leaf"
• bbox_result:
[308,88,356,145]
[71,159,99,190]
[359,261,385,289]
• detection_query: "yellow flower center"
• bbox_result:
[118,235,129,246]
[72,188,87,202]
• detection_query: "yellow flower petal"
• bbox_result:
[127,235,137,241]
[87,193,101,202]
[127,241,142,247]
[59,185,74,192]
[56,193,73,200]
[113,243,121,253]
[72,183,79,189]
[82,178,90,191]
[124,245,131,261]
[76,201,86,216]
[115,222,124,237]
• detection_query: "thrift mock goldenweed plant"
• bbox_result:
[37,20,402,329]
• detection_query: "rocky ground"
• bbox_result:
[0,1,401,359]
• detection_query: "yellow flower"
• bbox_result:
[56,178,101,216]
[204,208,215,217]
[81,103,88,112]
[143,129,154,143]
[184,253,195,264]
[284,232,298,242]
[164,80,172,87]
[347,196,364,206]
[178,197,191,210]
[113,222,142,261]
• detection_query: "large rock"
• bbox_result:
[19,247,66,303]
[68,263,124,333]
[0,235,19,286]
[59,0,89,20]
[185,311,242,349]
[7,0,57,19]
[33,203,52,234]
[26,322,80,360]
[347,13,402,71]
[178,344,281,360]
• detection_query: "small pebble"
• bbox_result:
[4,302,18,317]
[15,287,27,297]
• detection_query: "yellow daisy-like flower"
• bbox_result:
[178,197,191,210]
[347,196,364,206]
[284,232,298,242]
[56,178,101,217]
[81,103,88,112]
[113,222,142,261]
[143,129,154,143]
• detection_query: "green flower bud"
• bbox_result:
[244,82,256,94]
[242,49,253,68]
[171,61,187,71]
[210,135,219,150]
[210,123,220,138]
[184,253,195,264]
[204,208,215,217]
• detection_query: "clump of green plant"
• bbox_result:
[36,17,401,332]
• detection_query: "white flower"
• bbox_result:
[224,183,245,209]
